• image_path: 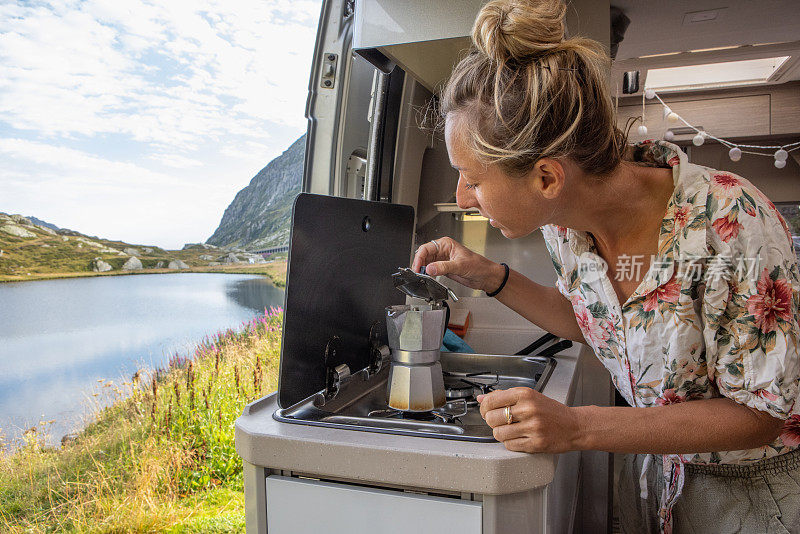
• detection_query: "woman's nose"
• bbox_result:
[456,178,478,210]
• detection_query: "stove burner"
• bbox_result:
[445,383,475,401]
[443,371,500,405]
[367,398,469,425]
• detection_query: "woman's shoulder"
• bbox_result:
[699,166,794,250]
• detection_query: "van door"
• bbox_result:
[303,0,405,201]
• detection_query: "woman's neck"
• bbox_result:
[556,161,675,255]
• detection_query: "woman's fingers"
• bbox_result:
[484,406,516,428]
[501,437,531,452]
[412,239,447,272]
[425,260,459,276]
[478,387,527,418]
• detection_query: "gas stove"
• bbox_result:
[273,350,559,442]
[272,194,571,442]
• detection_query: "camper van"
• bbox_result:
[235,1,800,532]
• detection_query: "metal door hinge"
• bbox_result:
[320,53,338,89]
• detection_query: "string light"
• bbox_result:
[638,88,800,168]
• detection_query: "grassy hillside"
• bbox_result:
[0,214,287,286]
[0,309,283,533]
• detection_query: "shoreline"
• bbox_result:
[0,309,284,531]
[0,262,287,286]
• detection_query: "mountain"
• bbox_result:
[26,216,60,232]
[206,135,305,250]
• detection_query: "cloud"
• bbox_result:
[0,0,321,248]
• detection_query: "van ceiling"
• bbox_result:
[613,0,800,60]
[611,0,800,90]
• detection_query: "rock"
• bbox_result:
[77,243,83,248]
[142,247,153,254]
[182,243,218,250]
[122,256,143,270]
[35,225,56,235]
[1,224,36,238]
[123,247,140,256]
[168,260,189,270]
[61,236,69,242]
[242,253,266,264]
[10,215,32,226]
[208,262,221,266]
[220,253,241,264]
[92,259,113,272]
[155,261,166,268]
[199,254,214,261]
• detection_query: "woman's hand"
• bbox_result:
[412,236,505,293]
[477,387,585,454]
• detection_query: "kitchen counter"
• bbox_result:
[235,342,585,495]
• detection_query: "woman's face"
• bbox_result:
[445,113,554,239]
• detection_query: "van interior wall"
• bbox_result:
[412,134,558,299]
[686,143,800,202]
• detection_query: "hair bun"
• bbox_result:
[472,0,567,63]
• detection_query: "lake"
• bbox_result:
[0,273,285,449]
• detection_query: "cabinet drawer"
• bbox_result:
[266,475,482,534]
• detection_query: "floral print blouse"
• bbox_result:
[541,141,800,466]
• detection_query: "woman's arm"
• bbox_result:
[492,266,586,344]
[478,387,784,454]
[413,237,585,343]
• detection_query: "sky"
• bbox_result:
[0,0,321,249]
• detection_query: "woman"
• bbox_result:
[412,1,800,532]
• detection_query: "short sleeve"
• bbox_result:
[702,183,800,419]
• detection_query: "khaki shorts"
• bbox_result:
[619,449,800,534]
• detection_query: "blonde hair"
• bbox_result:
[442,0,626,177]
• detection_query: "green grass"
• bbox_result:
[0,220,288,287]
[0,309,283,533]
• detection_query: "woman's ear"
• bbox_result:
[532,158,565,199]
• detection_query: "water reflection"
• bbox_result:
[0,273,284,449]
[227,277,286,313]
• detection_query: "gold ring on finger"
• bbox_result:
[504,405,513,425]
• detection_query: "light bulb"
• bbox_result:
[728,147,742,162]
[775,159,787,169]
[692,132,705,146]
[667,112,680,123]
[645,89,655,100]
[775,149,789,162]
[637,125,648,135]
[664,130,675,141]
[663,106,671,119]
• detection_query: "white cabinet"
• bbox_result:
[266,475,482,534]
